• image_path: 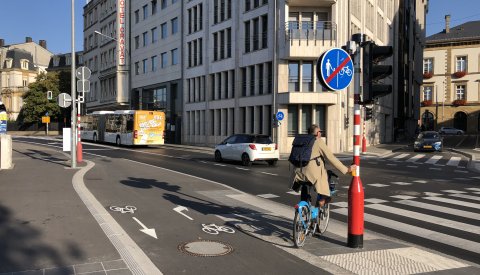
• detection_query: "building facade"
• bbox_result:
[0,37,53,120]
[421,16,480,133]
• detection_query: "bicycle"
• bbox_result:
[292,170,338,248]
[338,66,353,77]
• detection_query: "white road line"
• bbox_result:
[332,208,480,254]
[395,200,480,220]
[424,196,480,209]
[392,153,409,161]
[390,195,416,200]
[368,183,390,187]
[199,161,207,164]
[257,194,279,199]
[235,167,249,171]
[454,170,469,173]
[330,202,348,208]
[365,204,480,235]
[465,188,480,191]
[387,163,397,166]
[441,190,467,194]
[446,157,462,166]
[391,182,412,186]
[286,191,299,195]
[413,180,427,183]
[364,198,388,204]
[426,155,442,164]
[261,172,278,176]
[429,167,441,171]
[407,165,418,168]
[424,192,443,196]
[471,176,480,180]
[214,163,227,167]
[453,178,470,181]
[407,154,425,162]
[450,194,480,202]
[380,152,396,159]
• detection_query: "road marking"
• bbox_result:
[257,193,279,199]
[173,206,193,220]
[261,172,278,176]
[442,190,467,194]
[426,155,442,164]
[450,194,480,202]
[407,154,425,162]
[332,208,480,254]
[446,157,461,166]
[286,191,299,195]
[424,192,443,196]
[368,183,390,187]
[380,152,396,159]
[471,176,480,180]
[365,204,480,235]
[453,178,470,181]
[199,161,207,164]
[132,217,158,239]
[330,202,348,208]
[424,196,479,209]
[429,167,441,171]
[413,180,427,183]
[391,182,412,186]
[465,188,480,191]
[235,167,249,171]
[387,163,397,166]
[214,163,227,167]
[392,153,409,161]
[364,198,388,204]
[396,200,480,220]
[407,165,418,168]
[454,170,469,173]
[390,195,416,200]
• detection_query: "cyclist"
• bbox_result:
[293,124,356,207]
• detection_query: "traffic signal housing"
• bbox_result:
[362,41,393,104]
[364,107,373,121]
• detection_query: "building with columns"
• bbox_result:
[421,16,480,134]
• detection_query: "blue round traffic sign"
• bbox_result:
[276,111,284,121]
[317,48,354,91]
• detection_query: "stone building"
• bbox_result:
[421,16,480,133]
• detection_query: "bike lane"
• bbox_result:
[83,155,326,274]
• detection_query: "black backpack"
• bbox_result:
[288,134,318,168]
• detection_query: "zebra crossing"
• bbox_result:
[376,152,469,167]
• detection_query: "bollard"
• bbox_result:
[0,135,13,169]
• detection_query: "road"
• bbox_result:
[12,136,480,270]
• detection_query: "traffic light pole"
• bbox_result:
[348,41,364,248]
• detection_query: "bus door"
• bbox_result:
[98,115,107,142]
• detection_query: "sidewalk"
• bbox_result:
[0,142,131,274]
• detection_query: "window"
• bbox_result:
[315,105,326,136]
[253,0,260,9]
[135,36,140,49]
[423,86,432,101]
[135,10,139,23]
[151,55,158,72]
[152,0,157,15]
[456,56,467,72]
[171,48,178,65]
[199,38,203,65]
[161,23,167,39]
[423,58,433,73]
[171,17,178,34]
[151,27,158,43]
[288,105,298,136]
[250,66,255,95]
[220,0,225,21]
[302,62,313,92]
[220,30,225,59]
[242,68,247,96]
[21,60,29,70]
[143,32,148,47]
[161,0,167,9]
[245,0,251,12]
[455,85,466,100]
[253,18,259,50]
[23,79,28,86]
[245,21,250,52]
[142,59,147,73]
[262,15,268,48]
[214,0,218,24]
[213,33,218,61]
[227,28,232,58]
[301,105,312,134]
[5,58,12,68]
[143,5,148,20]
[288,62,299,91]
[161,52,168,68]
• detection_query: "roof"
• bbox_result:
[426,20,480,43]
[3,48,35,70]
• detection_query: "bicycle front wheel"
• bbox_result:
[293,206,310,248]
[317,203,330,234]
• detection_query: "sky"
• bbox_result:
[0,0,479,54]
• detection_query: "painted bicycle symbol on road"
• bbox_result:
[109,205,137,214]
[201,223,235,235]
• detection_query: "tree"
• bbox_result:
[20,72,62,124]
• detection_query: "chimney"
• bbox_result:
[0,39,4,47]
[25,36,33,43]
[445,15,451,33]
[39,40,47,49]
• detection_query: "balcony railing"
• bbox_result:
[285,21,336,41]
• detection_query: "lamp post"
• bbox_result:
[71,0,77,168]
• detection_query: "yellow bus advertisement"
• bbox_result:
[134,111,165,145]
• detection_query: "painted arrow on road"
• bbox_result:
[174,206,193,220]
[132,217,157,239]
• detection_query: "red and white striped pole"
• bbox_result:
[77,113,83,163]
[348,41,364,248]
[362,118,367,154]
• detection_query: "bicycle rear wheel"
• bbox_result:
[293,206,310,247]
[317,203,330,234]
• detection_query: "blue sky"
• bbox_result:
[0,0,479,54]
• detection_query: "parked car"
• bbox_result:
[439,127,464,135]
[414,131,443,152]
[214,134,279,166]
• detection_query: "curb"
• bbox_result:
[449,148,480,173]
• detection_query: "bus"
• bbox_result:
[81,110,166,146]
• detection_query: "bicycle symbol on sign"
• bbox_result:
[109,205,137,214]
[201,223,235,235]
[338,66,353,77]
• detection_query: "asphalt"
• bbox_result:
[1,136,479,274]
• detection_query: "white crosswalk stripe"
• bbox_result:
[407,154,425,162]
[426,155,443,164]
[446,156,461,166]
[392,153,409,161]
[395,199,480,220]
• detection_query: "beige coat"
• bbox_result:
[293,138,349,196]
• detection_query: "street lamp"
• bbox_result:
[94,30,117,41]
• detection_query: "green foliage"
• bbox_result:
[20,72,62,124]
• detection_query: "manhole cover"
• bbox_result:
[178,240,233,257]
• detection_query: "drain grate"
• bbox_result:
[178,240,234,257]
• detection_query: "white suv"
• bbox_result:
[439,127,465,135]
[214,134,279,166]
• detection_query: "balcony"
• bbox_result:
[286,0,336,7]
[282,21,336,58]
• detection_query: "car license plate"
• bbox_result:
[262,147,272,151]
[423,145,432,149]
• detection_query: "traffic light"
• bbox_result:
[362,41,393,104]
[364,107,373,121]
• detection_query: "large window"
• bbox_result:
[315,105,326,136]
[455,84,466,100]
[423,86,432,101]
[456,56,467,72]
[288,62,299,92]
[302,62,313,92]
[301,105,312,134]
[288,105,298,136]
[423,58,433,73]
